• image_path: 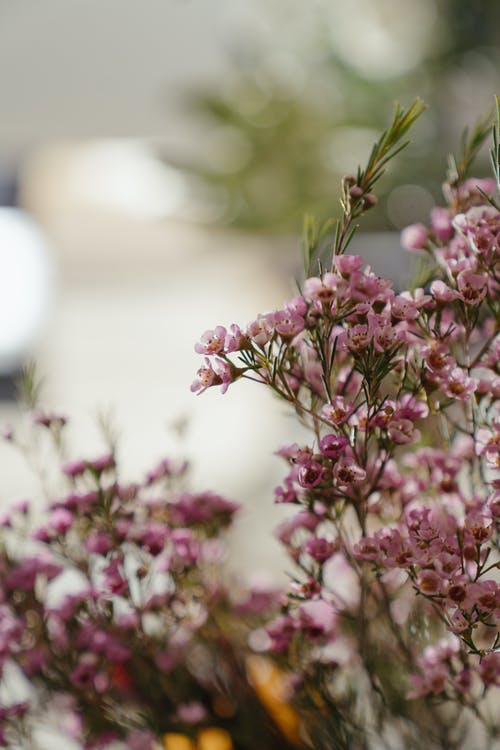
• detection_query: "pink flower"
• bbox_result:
[416,569,442,595]
[349,270,393,304]
[286,295,308,316]
[442,367,478,401]
[333,458,366,486]
[171,529,201,565]
[172,491,239,526]
[478,652,500,686]
[396,394,429,421]
[319,434,349,458]
[298,599,337,639]
[190,358,217,394]
[430,207,453,241]
[127,730,155,750]
[353,537,382,562]
[48,508,74,534]
[6,553,61,590]
[387,418,419,445]
[34,411,67,429]
[421,341,455,373]
[321,398,354,426]
[212,358,236,394]
[390,295,419,321]
[457,270,488,305]
[194,326,227,355]
[476,426,500,466]
[407,665,447,698]
[102,557,128,596]
[275,511,320,545]
[247,315,274,346]
[464,511,493,544]
[346,324,371,352]
[145,457,188,484]
[88,453,115,473]
[70,653,100,690]
[266,614,296,652]
[303,273,338,305]
[430,280,459,303]
[372,324,404,353]
[449,609,469,633]
[62,459,87,478]
[469,580,500,613]
[270,309,305,338]
[401,223,428,250]
[298,460,323,488]
[305,537,335,562]
[333,255,363,275]
[191,357,237,395]
[462,177,496,196]
[177,702,207,724]
[224,323,245,352]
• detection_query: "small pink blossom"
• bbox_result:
[333,255,363,275]
[442,367,478,401]
[387,418,419,445]
[88,453,116,474]
[270,309,305,338]
[266,614,296,652]
[321,397,354,425]
[303,273,338,305]
[401,223,428,250]
[62,459,87,478]
[457,270,488,305]
[224,323,245,352]
[298,460,323,488]
[247,315,274,346]
[319,433,349,458]
[430,207,453,241]
[177,702,207,724]
[298,599,337,639]
[194,326,227,355]
[48,508,74,534]
[416,569,442,595]
[275,511,320,545]
[346,324,371,352]
[478,652,500,686]
[286,295,308,316]
[304,537,335,562]
[333,458,366,486]
[430,280,459,303]
[102,557,128,596]
[390,295,419,321]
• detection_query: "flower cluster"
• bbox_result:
[193,106,500,747]
[0,415,293,750]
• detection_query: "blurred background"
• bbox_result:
[1,0,500,574]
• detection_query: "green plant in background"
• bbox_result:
[166,0,500,233]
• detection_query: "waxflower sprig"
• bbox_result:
[193,104,499,749]
[302,99,427,276]
[0,412,298,750]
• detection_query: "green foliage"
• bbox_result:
[447,110,494,188]
[16,360,43,410]
[332,100,427,259]
[167,1,500,233]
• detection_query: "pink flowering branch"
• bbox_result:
[193,103,500,748]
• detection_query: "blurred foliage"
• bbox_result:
[165,0,500,233]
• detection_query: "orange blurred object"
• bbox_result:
[163,734,195,750]
[246,655,300,743]
[197,727,233,750]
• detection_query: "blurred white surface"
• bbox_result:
[0,208,54,372]
[1,148,306,575]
